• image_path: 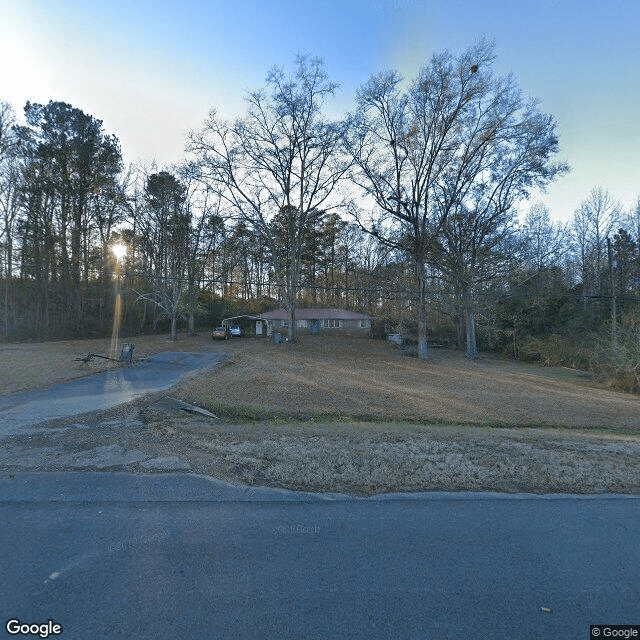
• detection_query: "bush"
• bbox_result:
[585,312,640,393]
[597,365,640,393]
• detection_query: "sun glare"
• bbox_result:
[111,243,127,261]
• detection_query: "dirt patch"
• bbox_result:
[1,333,639,495]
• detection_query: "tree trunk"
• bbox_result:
[416,261,428,360]
[188,307,196,336]
[286,276,297,341]
[462,288,478,360]
[456,307,465,351]
[170,283,181,341]
[286,250,300,342]
[3,237,12,340]
[170,310,178,341]
[3,266,9,341]
[187,269,197,336]
[287,299,296,342]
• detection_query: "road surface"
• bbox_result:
[1,472,638,640]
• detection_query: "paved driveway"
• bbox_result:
[0,352,224,436]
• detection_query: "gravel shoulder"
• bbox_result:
[1,333,639,495]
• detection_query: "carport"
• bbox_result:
[221,315,270,337]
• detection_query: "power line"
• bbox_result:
[3,267,640,306]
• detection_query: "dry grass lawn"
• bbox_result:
[175,335,639,429]
[1,332,639,495]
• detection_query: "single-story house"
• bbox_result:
[261,308,372,335]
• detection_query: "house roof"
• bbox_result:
[222,315,267,322]
[261,308,371,321]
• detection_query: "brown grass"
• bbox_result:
[2,332,639,495]
[176,335,639,430]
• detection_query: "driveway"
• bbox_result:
[0,351,224,437]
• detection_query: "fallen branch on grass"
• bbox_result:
[75,352,121,363]
[170,398,219,419]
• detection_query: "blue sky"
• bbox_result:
[1,0,638,222]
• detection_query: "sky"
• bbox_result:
[1,0,638,223]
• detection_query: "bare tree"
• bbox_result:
[189,55,350,340]
[0,101,20,339]
[136,170,189,341]
[178,163,223,334]
[626,197,640,245]
[521,204,570,273]
[346,39,568,359]
[572,186,623,305]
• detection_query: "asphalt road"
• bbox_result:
[1,472,638,640]
[0,352,224,436]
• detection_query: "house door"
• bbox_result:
[311,319,319,335]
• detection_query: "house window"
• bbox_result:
[359,320,367,328]
[297,319,307,328]
[323,318,340,328]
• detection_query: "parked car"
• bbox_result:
[229,324,243,337]
[211,326,230,340]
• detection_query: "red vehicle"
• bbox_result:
[211,326,230,340]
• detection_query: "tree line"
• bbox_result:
[0,42,639,384]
